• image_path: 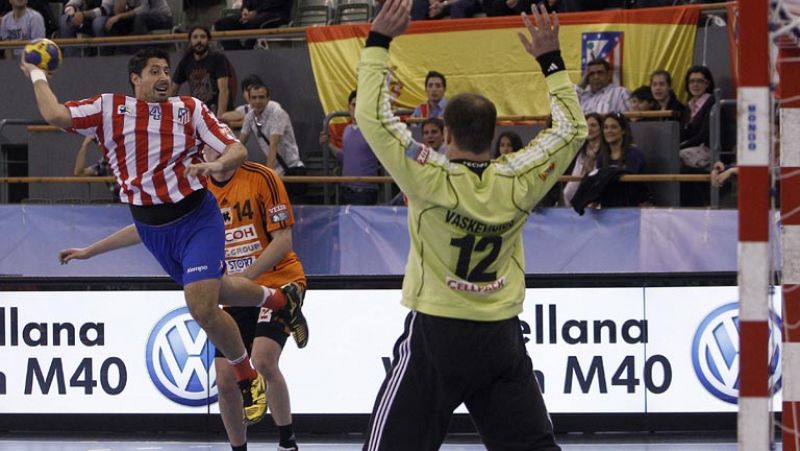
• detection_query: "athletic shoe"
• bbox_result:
[277,446,298,451]
[281,282,309,348]
[239,372,268,425]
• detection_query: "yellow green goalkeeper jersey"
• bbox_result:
[356,46,587,322]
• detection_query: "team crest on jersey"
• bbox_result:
[177,107,189,125]
[117,105,128,115]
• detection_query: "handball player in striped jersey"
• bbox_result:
[20,47,305,425]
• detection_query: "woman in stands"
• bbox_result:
[649,69,688,122]
[596,112,650,207]
[679,65,717,206]
[563,112,602,207]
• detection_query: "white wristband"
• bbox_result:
[30,69,48,84]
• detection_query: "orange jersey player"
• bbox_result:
[206,155,308,451]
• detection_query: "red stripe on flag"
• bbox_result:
[783,167,800,226]
[738,166,770,241]
[305,5,701,43]
[739,320,770,397]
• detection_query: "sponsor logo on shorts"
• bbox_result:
[225,241,262,259]
[226,256,254,274]
[225,224,257,244]
[446,276,506,294]
[145,307,218,406]
[186,265,208,274]
[258,308,273,323]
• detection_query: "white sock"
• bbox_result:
[227,351,249,366]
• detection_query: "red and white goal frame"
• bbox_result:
[738,1,800,450]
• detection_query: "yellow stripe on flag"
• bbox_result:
[308,6,700,116]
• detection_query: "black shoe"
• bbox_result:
[281,282,309,348]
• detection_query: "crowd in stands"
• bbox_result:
[0,0,721,48]
[0,0,729,208]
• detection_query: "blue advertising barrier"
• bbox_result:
[0,205,738,278]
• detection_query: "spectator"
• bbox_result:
[220,73,263,125]
[628,85,657,119]
[327,91,381,205]
[0,0,55,36]
[240,82,306,200]
[105,0,172,38]
[495,130,523,157]
[649,69,687,122]
[680,65,716,150]
[412,70,447,119]
[422,117,445,153]
[679,65,716,206]
[59,0,113,57]
[595,112,650,207]
[0,0,44,60]
[72,136,120,202]
[170,26,233,118]
[214,0,291,51]
[563,112,602,206]
[576,58,630,114]
[183,0,224,29]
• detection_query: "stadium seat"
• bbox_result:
[291,0,334,27]
[333,0,372,24]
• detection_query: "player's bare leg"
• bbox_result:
[253,336,297,450]
[184,278,267,424]
[215,357,248,448]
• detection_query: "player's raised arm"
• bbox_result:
[59,224,142,264]
[20,56,72,129]
[507,5,587,208]
[355,0,451,199]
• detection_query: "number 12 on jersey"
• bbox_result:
[450,234,502,282]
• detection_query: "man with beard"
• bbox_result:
[170,25,234,118]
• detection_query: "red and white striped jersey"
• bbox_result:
[65,94,239,205]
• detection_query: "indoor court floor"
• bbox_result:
[0,434,778,450]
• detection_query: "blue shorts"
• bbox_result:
[134,191,225,286]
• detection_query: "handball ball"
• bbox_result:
[24,38,62,72]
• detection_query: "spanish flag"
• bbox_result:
[307,5,700,116]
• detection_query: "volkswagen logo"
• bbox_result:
[146,307,218,406]
[692,302,782,404]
